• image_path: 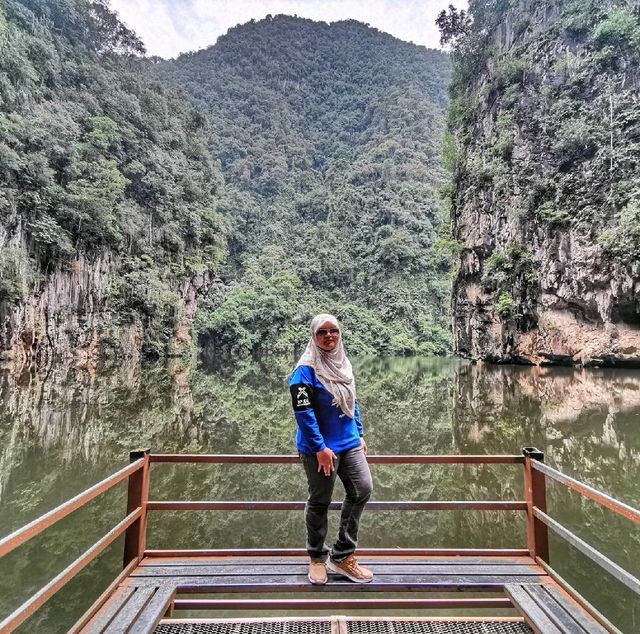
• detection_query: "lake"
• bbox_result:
[1,356,639,632]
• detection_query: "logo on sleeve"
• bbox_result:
[291,382,313,411]
[296,386,310,408]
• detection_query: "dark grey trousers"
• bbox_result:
[299,445,373,562]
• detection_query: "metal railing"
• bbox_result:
[1,447,638,632]
[0,458,146,632]
[528,459,640,596]
[143,451,529,559]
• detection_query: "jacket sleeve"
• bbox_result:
[354,400,363,437]
[289,366,326,453]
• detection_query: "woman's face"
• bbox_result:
[315,320,340,352]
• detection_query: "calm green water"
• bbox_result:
[1,357,639,632]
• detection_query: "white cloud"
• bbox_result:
[108,0,467,59]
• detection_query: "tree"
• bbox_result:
[436,5,471,48]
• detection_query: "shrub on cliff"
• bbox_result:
[599,200,640,263]
[495,291,516,317]
[106,260,183,358]
[592,9,640,54]
[0,247,35,303]
[552,118,602,166]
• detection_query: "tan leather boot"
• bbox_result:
[327,554,374,583]
[308,560,328,585]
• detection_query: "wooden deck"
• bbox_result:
[78,551,610,633]
[4,450,635,633]
[127,554,544,594]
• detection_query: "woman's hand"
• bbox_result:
[361,437,368,456]
[316,447,337,476]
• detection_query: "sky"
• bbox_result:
[108,0,467,59]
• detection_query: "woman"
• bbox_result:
[289,313,374,585]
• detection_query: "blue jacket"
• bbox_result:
[289,364,363,455]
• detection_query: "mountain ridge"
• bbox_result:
[0,4,454,366]
[155,14,454,357]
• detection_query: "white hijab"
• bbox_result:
[295,313,356,418]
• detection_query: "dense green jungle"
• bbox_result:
[0,0,453,362]
[1,0,640,632]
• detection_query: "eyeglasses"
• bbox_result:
[316,328,339,337]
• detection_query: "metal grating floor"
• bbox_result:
[349,622,531,634]
[155,621,532,634]
[155,623,332,634]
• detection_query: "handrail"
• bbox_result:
[8,449,639,631]
[150,453,525,464]
[533,507,640,596]
[531,460,640,524]
[0,508,142,632]
[0,451,524,632]
[144,547,531,557]
[147,500,528,511]
[0,459,144,558]
[0,455,147,633]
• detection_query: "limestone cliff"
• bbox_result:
[0,216,212,372]
[0,0,224,371]
[449,0,640,366]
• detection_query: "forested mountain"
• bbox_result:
[445,0,640,366]
[0,0,226,363]
[0,3,452,365]
[155,16,453,356]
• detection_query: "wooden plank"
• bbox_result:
[523,584,590,634]
[150,454,525,464]
[128,573,546,590]
[535,558,623,634]
[129,586,176,633]
[103,586,155,634]
[0,460,143,559]
[130,564,544,577]
[505,584,564,634]
[80,586,136,633]
[71,559,139,634]
[171,598,514,610]
[540,585,609,634]
[143,548,531,558]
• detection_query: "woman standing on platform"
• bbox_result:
[288,313,374,585]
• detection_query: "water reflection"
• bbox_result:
[1,358,639,632]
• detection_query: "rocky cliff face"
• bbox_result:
[0,0,225,372]
[450,1,640,366]
[0,218,211,373]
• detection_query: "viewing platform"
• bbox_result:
[1,450,638,633]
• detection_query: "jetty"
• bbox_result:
[1,449,638,633]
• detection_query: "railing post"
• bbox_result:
[523,447,549,562]
[123,448,150,568]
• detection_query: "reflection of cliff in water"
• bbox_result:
[452,362,640,632]
[453,363,640,489]
[0,360,196,508]
[1,358,639,632]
